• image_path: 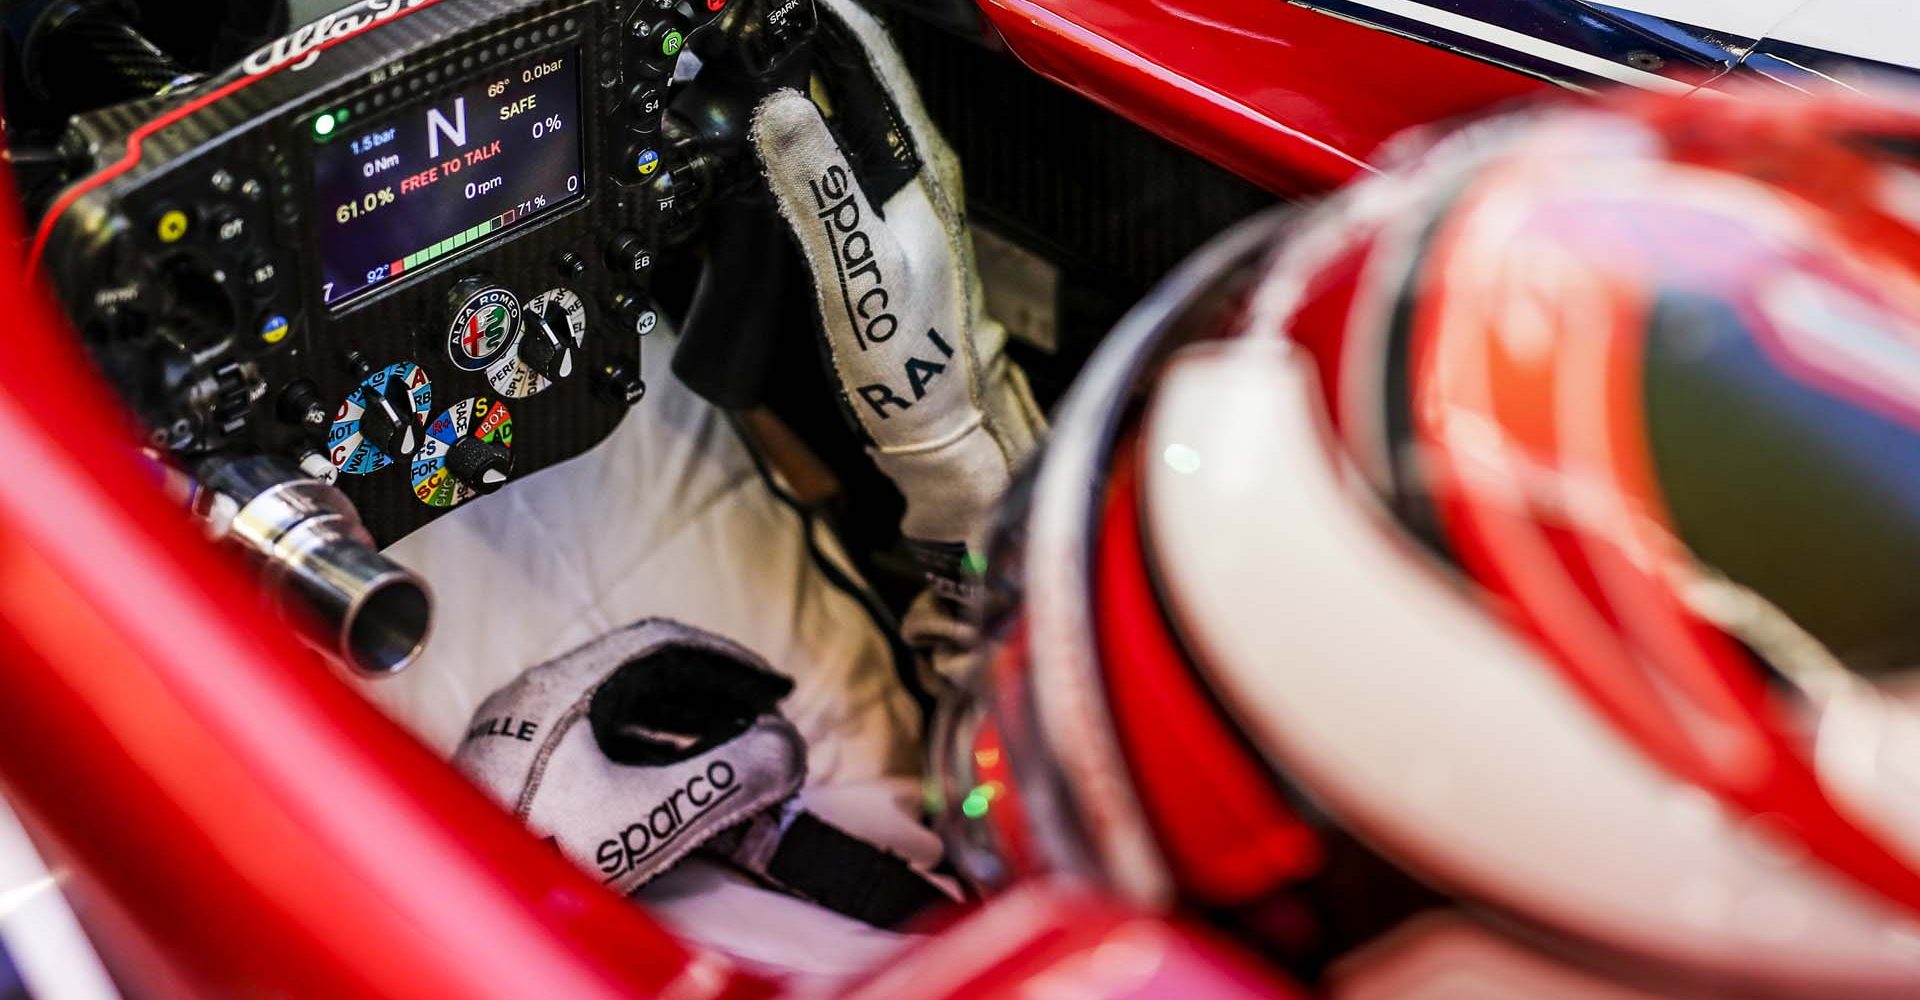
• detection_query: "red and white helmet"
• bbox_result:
[934,84,1920,998]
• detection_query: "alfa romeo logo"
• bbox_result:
[448,288,521,371]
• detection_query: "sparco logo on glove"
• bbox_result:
[453,621,807,897]
[594,759,741,879]
[812,164,898,350]
[755,0,1048,565]
[453,619,950,927]
[809,164,959,420]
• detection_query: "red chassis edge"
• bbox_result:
[976,0,1544,193]
[0,0,1542,995]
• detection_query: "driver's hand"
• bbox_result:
[749,0,1046,586]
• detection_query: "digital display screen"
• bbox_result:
[313,47,586,309]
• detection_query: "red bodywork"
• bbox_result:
[0,2,1540,996]
[977,0,1543,193]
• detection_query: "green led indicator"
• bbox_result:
[960,782,1002,820]
[313,108,350,139]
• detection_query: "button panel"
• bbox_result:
[130,164,300,362]
[36,0,819,545]
[609,0,731,193]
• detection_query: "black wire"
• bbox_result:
[724,412,940,726]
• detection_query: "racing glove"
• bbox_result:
[749,0,1047,581]
[453,619,949,928]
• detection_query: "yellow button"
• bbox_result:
[155,208,191,244]
[259,314,291,345]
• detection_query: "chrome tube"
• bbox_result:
[194,455,431,676]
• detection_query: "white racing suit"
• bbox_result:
[362,344,939,983]
[357,0,1045,984]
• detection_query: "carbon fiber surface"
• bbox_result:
[38,0,719,544]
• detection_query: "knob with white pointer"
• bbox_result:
[410,397,515,508]
[328,362,432,477]
[445,435,513,496]
[519,299,575,382]
[356,373,425,459]
[490,288,588,399]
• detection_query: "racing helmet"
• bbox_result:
[932,84,1920,998]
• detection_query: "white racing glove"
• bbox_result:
[453,619,949,928]
[749,0,1046,583]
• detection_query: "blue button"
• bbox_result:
[634,147,660,178]
[260,313,291,345]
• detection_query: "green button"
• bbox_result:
[659,30,684,57]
